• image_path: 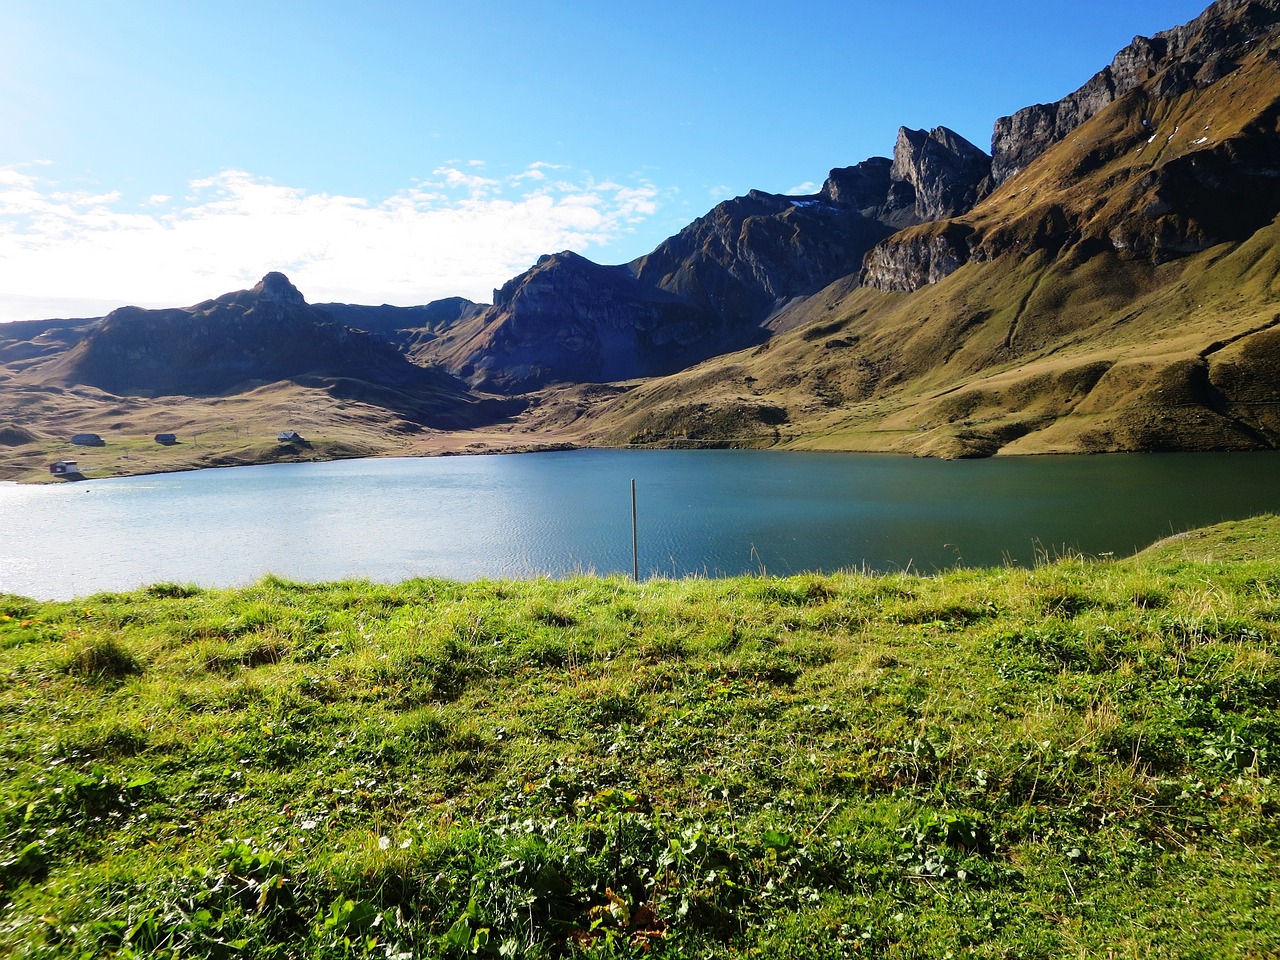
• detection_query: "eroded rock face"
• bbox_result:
[631,190,896,325]
[991,0,1280,186]
[861,225,977,293]
[819,157,893,209]
[455,251,717,391]
[890,127,992,221]
[819,127,992,229]
[1107,134,1280,260]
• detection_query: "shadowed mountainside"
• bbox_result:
[417,126,992,392]
[27,273,494,429]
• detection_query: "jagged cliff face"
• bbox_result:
[889,127,991,221]
[860,224,977,294]
[863,0,1280,293]
[427,251,718,392]
[629,190,895,324]
[630,127,990,323]
[991,0,1280,186]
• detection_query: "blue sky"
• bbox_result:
[0,0,1213,321]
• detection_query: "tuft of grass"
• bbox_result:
[63,636,143,682]
[144,582,204,599]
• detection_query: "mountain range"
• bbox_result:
[3,0,1280,479]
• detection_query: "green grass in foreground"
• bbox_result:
[1,518,1278,958]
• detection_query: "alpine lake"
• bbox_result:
[3,448,1279,600]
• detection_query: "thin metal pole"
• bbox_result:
[631,478,639,582]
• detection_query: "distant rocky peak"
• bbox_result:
[252,271,306,304]
[492,250,609,307]
[819,157,893,209]
[890,126,992,221]
[815,127,990,228]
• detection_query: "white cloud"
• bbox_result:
[429,166,499,197]
[786,181,819,196]
[0,163,663,321]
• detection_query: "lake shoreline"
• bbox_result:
[8,431,588,485]
[5,448,1280,601]
[17,423,1277,487]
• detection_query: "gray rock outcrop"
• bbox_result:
[990,0,1280,186]
[251,271,307,304]
[630,189,897,325]
[861,225,977,293]
[819,126,992,229]
[444,251,716,391]
[890,127,992,221]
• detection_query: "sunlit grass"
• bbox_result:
[1,518,1278,957]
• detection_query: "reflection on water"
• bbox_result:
[2,449,1278,599]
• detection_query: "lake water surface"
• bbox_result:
[2,449,1279,599]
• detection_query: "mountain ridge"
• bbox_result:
[26,271,494,432]
[413,122,994,392]
[3,0,1280,479]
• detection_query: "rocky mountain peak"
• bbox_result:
[818,157,893,210]
[990,0,1280,186]
[251,272,306,305]
[492,251,600,308]
[816,128,990,229]
[889,126,992,221]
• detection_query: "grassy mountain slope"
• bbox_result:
[563,225,1280,457]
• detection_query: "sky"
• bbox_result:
[0,0,1215,322]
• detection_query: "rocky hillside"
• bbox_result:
[28,273,487,427]
[0,317,98,367]
[989,0,1280,186]
[417,251,714,392]
[865,0,1280,292]
[418,125,992,391]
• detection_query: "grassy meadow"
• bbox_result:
[1,518,1278,957]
